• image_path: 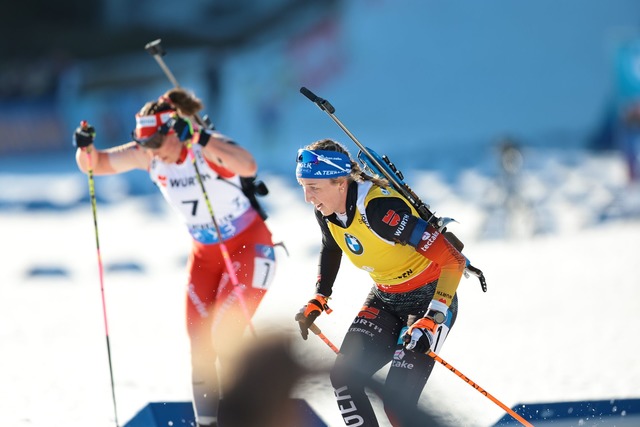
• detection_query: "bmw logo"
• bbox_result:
[344,233,364,255]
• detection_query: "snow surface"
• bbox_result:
[1,148,640,427]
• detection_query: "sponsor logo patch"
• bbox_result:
[344,233,364,255]
[382,209,401,226]
[357,306,380,320]
[391,349,414,369]
[419,229,440,252]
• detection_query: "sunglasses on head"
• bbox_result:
[297,149,321,164]
[296,149,350,172]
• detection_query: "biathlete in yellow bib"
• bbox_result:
[295,138,467,427]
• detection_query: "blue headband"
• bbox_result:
[296,149,352,179]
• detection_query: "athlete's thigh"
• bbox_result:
[385,343,435,406]
[218,221,276,308]
[186,252,224,339]
[211,222,276,346]
[337,303,404,377]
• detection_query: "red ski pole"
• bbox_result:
[184,136,257,337]
[145,39,257,336]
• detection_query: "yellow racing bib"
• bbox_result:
[328,182,433,286]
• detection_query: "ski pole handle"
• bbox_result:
[145,39,181,89]
[300,86,335,114]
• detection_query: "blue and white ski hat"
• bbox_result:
[296,149,352,179]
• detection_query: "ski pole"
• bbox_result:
[144,39,182,89]
[144,39,214,130]
[82,121,120,427]
[426,351,533,427]
[308,320,531,427]
[308,323,340,354]
[145,39,256,336]
[184,135,257,337]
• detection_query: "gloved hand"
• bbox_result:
[169,116,211,146]
[169,116,193,141]
[294,294,331,340]
[402,317,439,354]
[73,121,95,148]
[403,302,448,354]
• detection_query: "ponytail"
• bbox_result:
[139,88,204,117]
[304,139,389,188]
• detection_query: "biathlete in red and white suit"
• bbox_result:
[74,88,276,427]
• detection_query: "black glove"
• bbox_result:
[170,116,193,142]
[294,294,331,340]
[73,121,95,148]
[169,116,210,147]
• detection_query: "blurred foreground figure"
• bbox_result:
[219,334,306,427]
[220,333,451,427]
[73,88,276,427]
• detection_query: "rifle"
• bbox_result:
[299,87,486,292]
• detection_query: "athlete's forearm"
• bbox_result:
[76,142,146,175]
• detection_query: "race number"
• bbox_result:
[252,244,276,289]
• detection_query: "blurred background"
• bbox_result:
[2,3,640,426]
[2,0,640,228]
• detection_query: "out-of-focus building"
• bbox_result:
[2,0,640,179]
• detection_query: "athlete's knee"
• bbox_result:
[330,356,369,390]
[330,360,352,390]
